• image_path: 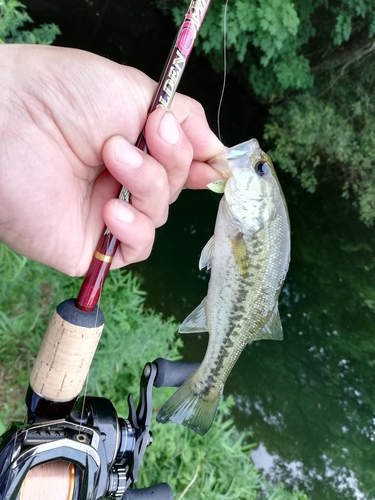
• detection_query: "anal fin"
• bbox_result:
[179,298,208,334]
[199,236,215,270]
[253,305,283,341]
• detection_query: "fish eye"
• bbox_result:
[255,162,270,177]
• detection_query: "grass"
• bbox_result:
[0,243,307,499]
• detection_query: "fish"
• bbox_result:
[156,139,291,435]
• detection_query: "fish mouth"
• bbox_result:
[208,138,265,183]
[227,139,260,159]
[208,153,232,177]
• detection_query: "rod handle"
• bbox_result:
[29,299,104,417]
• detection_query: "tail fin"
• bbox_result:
[156,378,220,436]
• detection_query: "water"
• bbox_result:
[24,1,375,498]
[133,172,375,500]
[228,183,375,500]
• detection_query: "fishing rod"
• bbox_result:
[0,1,210,498]
[75,0,211,313]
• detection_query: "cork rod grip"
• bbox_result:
[30,299,104,403]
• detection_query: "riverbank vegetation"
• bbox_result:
[0,244,308,499]
[156,0,375,225]
[0,0,59,43]
[0,3,307,498]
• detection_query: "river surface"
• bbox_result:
[24,2,375,498]
[132,156,375,500]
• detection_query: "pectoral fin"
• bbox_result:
[179,298,208,334]
[253,305,283,341]
[229,233,250,278]
[199,236,215,270]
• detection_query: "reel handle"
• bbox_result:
[123,483,174,499]
[153,358,200,388]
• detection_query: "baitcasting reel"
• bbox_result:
[0,359,199,500]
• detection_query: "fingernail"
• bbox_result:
[158,111,180,144]
[115,137,143,167]
[113,200,135,223]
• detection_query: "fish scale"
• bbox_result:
[157,138,290,435]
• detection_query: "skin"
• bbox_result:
[0,44,224,276]
[0,45,225,498]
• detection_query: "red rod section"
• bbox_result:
[76,0,211,312]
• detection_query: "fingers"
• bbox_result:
[144,108,193,202]
[184,160,226,189]
[173,97,226,189]
[101,133,178,268]
[145,105,225,196]
[96,100,224,270]
[102,135,171,227]
[103,199,155,268]
[171,94,225,162]
[82,162,156,270]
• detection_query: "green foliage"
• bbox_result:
[0,244,307,498]
[0,244,27,282]
[140,397,308,500]
[0,242,182,422]
[84,270,183,416]
[333,9,353,45]
[157,0,312,100]
[156,0,375,225]
[264,55,375,225]
[0,245,67,422]
[0,0,60,44]
[157,0,375,99]
[331,0,375,44]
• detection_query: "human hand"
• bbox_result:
[0,44,224,276]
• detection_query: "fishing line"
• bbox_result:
[79,373,90,431]
[217,0,230,142]
[78,283,104,430]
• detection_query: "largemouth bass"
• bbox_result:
[157,139,290,435]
